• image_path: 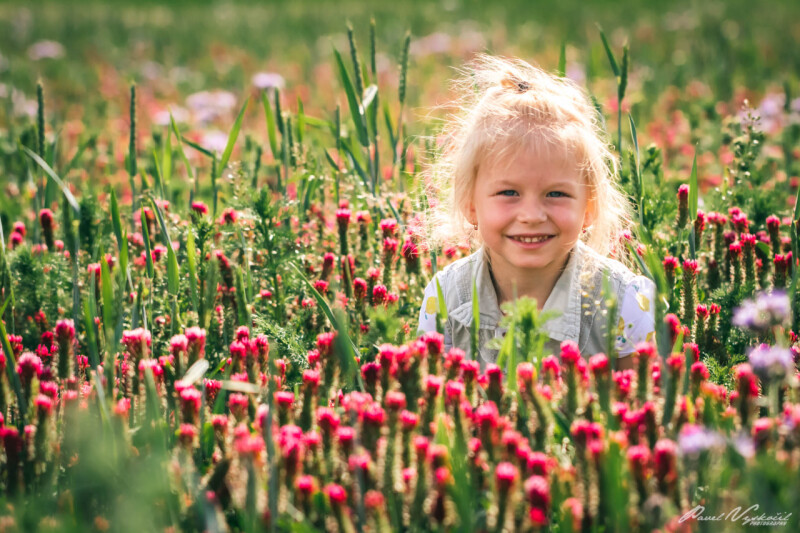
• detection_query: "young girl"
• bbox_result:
[417,55,655,370]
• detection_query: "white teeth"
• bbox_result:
[512,236,550,243]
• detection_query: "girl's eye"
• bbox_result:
[547,191,568,198]
[497,190,518,197]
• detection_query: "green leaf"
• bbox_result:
[597,25,620,77]
[218,97,249,177]
[22,146,80,214]
[333,47,369,147]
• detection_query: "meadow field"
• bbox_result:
[0,0,799,530]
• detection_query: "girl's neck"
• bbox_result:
[486,248,573,311]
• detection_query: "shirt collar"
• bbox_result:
[449,242,585,343]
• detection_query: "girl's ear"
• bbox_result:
[583,197,597,229]
[467,201,477,226]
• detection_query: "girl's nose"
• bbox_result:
[517,199,547,224]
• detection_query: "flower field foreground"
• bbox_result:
[1,13,800,532]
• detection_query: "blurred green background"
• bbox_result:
[2,0,799,118]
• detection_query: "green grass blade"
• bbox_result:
[333,47,369,147]
[470,276,480,359]
[163,125,172,186]
[346,21,364,99]
[62,134,97,177]
[398,30,411,105]
[557,40,566,76]
[148,197,173,249]
[169,113,197,184]
[597,25,620,77]
[152,148,165,200]
[628,114,644,226]
[261,91,279,159]
[167,244,179,296]
[141,208,155,279]
[119,228,129,279]
[110,189,123,250]
[219,97,250,176]
[181,137,216,159]
[296,96,305,146]
[794,171,800,221]
[0,297,27,421]
[382,101,396,152]
[234,266,250,327]
[369,17,377,77]
[689,151,698,221]
[619,43,629,101]
[202,257,218,331]
[186,226,199,316]
[22,146,79,214]
[101,251,114,330]
[435,276,447,320]
[83,282,101,369]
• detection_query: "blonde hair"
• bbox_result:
[421,54,633,264]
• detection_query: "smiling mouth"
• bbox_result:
[509,235,554,243]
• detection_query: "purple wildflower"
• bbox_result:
[678,424,724,456]
[732,290,791,332]
[747,344,794,379]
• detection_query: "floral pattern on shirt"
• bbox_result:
[614,279,657,356]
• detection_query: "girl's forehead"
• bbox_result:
[478,142,583,182]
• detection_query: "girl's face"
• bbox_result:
[468,145,594,280]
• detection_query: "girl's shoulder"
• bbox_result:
[427,247,485,291]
